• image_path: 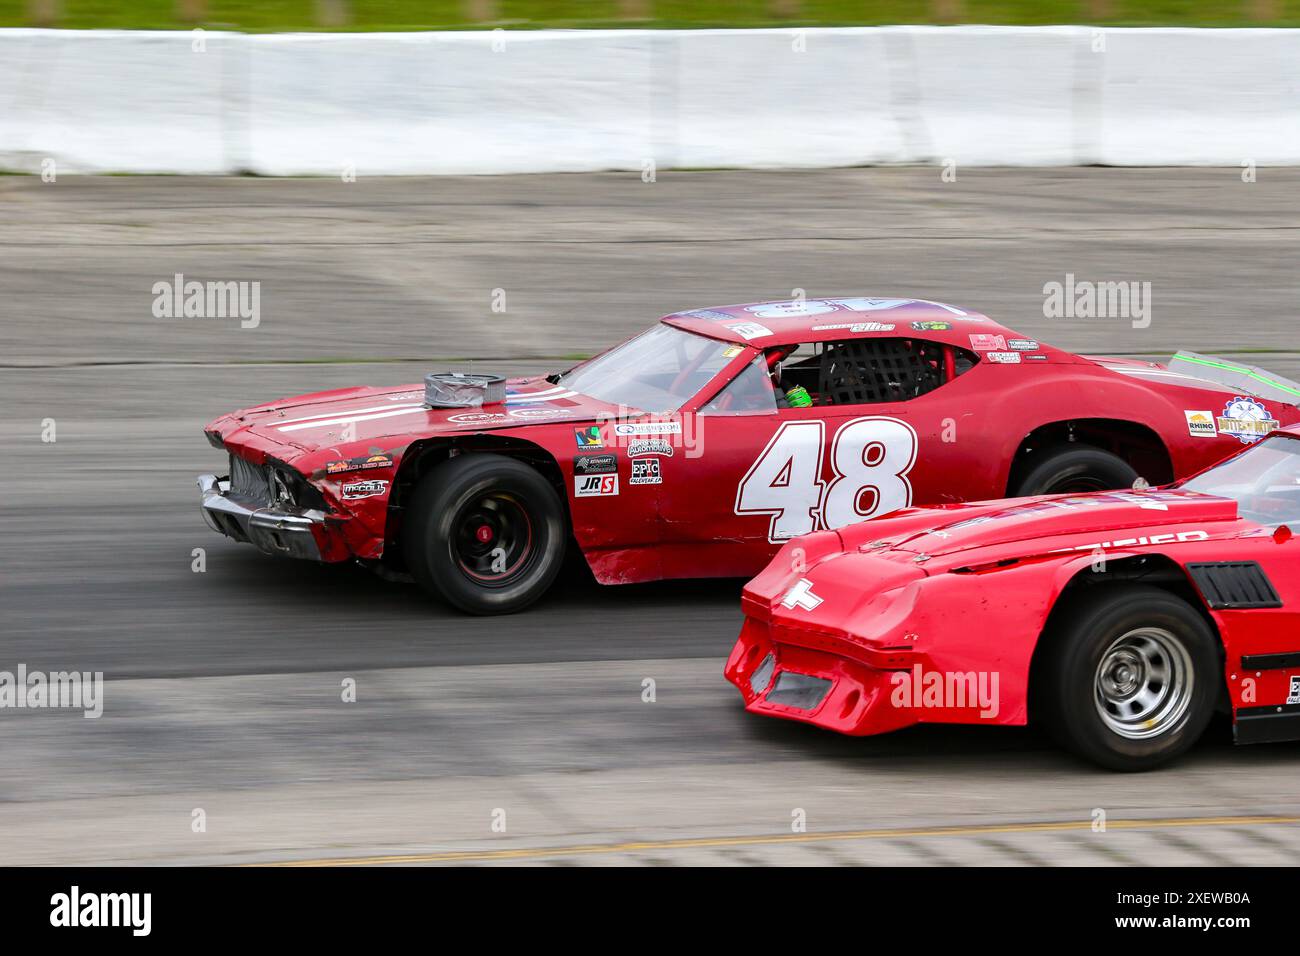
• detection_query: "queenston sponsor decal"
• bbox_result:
[574,474,619,497]
[341,479,389,500]
[1184,410,1217,438]
[629,459,662,485]
[613,421,682,437]
[574,453,617,475]
[1217,397,1279,445]
[985,351,1021,364]
[325,453,394,475]
[627,438,674,457]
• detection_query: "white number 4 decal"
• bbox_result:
[735,417,918,543]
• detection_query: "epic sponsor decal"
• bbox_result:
[575,425,604,449]
[613,421,682,437]
[779,578,823,611]
[985,351,1021,364]
[1217,397,1279,445]
[810,322,895,333]
[627,438,674,457]
[629,459,662,485]
[1184,410,1218,438]
[1007,338,1039,351]
[325,453,394,475]
[725,321,774,341]
[1288,676,1300,706]
[969,333,1007,352]
[341,479,389,500]
[574,453,617,476]
[574,474,619,497]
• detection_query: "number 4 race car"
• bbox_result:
[725,429,1300,771]
[197,296,1300,615]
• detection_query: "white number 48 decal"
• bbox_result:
[735,417,918,543]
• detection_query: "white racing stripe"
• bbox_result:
[273,402,425,427]
[507,390,578,404]
[278,406,430,433]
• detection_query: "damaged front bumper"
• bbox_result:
[197,473,329,561]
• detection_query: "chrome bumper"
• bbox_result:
[197,473,326,561]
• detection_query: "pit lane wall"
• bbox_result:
[2,27,1298,175]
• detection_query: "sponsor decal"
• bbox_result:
[1184,410,1217,438]
[969,333,1007,352]
[779,578,822,611]
[722,344,745,359]
[385,391,422,401]
[1023,354,1049,361]
[1288,675,1300,706]
[1007,338,1039,351]
[810,322,895,333]
[725,321,774,341]
[629,459,662,485]
[746,301,837,319]
[627,438,674,458]
[574,474,619,498]
[1053,530,1211,553]
[574,453,617,475]
[341,479,389,500]
[911,320,952,332]
[575,425,604,449]
[985,351,1021,364]
[683,309,737,321]
[325,453,394,475]
[1217,397,1279,445]
[449,412,508,425]
[508,407,573,419]
[825,297,916,312]
[613,421,682,437]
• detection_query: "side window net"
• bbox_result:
[819,338,957,405]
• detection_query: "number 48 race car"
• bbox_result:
[197,296,1300,614]
[726,429,1300,771]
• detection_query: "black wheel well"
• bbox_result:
[384,436,568,570]
[1026,555,1225,720]
[1006,419,1174,496]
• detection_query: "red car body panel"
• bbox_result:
[724,440,1300,745]
[201,298,1300,588]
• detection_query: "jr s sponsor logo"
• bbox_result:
[574,474,619,497]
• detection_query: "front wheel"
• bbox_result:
[403,453,567,615]
[1037,585,1219,771]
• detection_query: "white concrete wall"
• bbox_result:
[1,26,1297,175]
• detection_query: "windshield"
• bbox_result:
[1181,434,1300,525]
[559,324,740,414]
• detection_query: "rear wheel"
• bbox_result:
[1037,585,1219,771]
[403,453,566,615]
[1013,443,1138,496]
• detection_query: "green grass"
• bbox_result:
[4,0,1300,30]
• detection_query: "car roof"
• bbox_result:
[660,298,1029,348]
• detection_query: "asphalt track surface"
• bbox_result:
[3,169,1300,866]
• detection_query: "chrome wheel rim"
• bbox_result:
[1093,627,1193,740]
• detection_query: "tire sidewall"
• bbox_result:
[1048,588,1219,771]
[1016,445,1138,496]
[408,454,566,614]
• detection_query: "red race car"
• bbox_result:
[725,429,1300,770]
[197,297,1300,614]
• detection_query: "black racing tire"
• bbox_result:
[1037,585,1219,771]
[1013,443,1139,496]
[403,453,566,615]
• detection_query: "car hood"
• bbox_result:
[205,376,616,463]
[835,489,1251,571]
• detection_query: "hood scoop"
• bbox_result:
[423,373,506,409]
